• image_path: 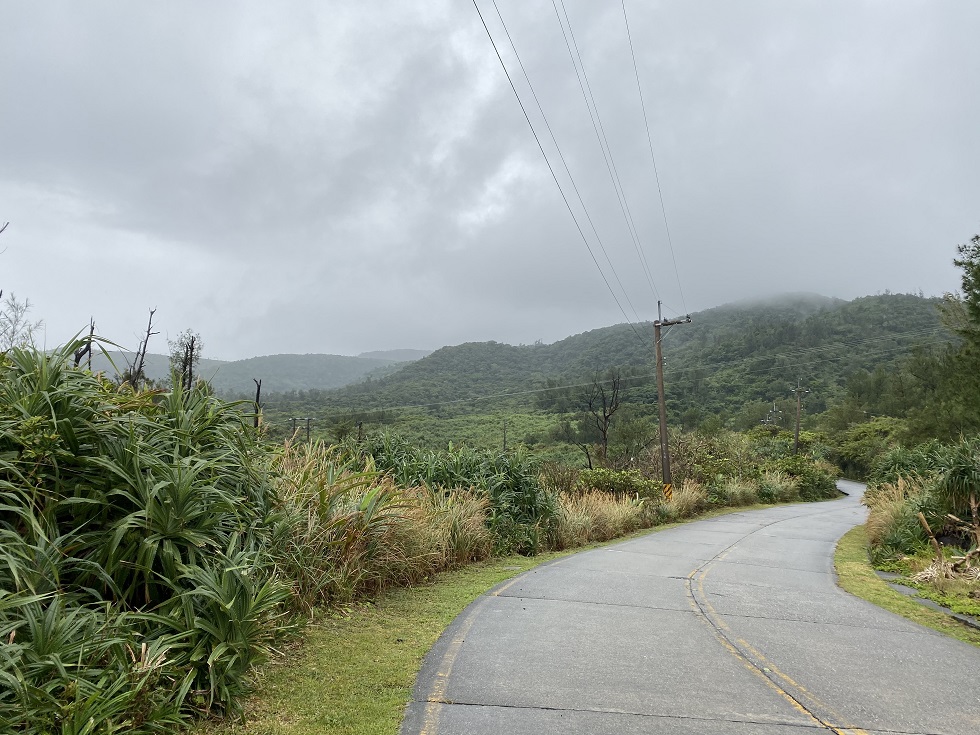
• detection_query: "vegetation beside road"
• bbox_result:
[0,340,838,733]
[835,526,980,648]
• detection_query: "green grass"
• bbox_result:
[834,526,980,648]
[192,554,559,735]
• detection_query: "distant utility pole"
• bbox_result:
[792,381,810,455]
[290,417,313,443]
[655,301,691,491]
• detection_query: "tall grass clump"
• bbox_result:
[270,441,493,610]
[666,480,709,519]
[0,342,290,731]
[550,491,645,549]
[756,470,799,503]
[708,477,759,507]
[771,455,840,500]
[863,438,980,563]
[864,477,929,554]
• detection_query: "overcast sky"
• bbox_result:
[2,1,977,360]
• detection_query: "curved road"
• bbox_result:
[402,481,980,734]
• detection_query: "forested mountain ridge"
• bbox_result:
[262,292,948,429]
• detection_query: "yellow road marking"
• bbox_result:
[689,560,869,735]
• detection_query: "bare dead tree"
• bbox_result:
[123,308,157,389]
[252,378,262,429]
[74,318,96,368]
[585,370,622,462]
[0,290,44,352]
[169,329,202,391]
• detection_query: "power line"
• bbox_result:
[482,0,640,336]
[473,0,640,338]
[621,0,687,312]
[551,0,661,305]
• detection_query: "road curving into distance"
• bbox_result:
[401,480,980,735]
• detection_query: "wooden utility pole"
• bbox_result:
[654,301,691,490]
[290,417,313,442]
[792,381,810,454]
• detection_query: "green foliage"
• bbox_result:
[953,234,980,345]
[670,429,758,485]
[867,444,940,489]
[771,454,839,500]
[336,432,557,555]
[756,471,799,503]
[0,342,290,730]
[933,436,980,520]
[864,436,980,563]
[831,416,905,479]
[577,467,661,499]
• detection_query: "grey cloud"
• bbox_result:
[1,1,976,359]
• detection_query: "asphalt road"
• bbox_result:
[401,481,980,735]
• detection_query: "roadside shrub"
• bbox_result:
[344,432,556,556]
[0,342,291,727]
[708,477,759,507]
[577,467,661,499]
[866,444,939,489]
[408,487,493,571]
[550,491,645,549]
[756,470,799,503]
[865,478,921,549]
[669,430,757,486]
[667,480,708,518]
[539,461,579,495]
[773,455,839,500]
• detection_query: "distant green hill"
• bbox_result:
[357,349,432,362]
[259,293,949,432]
[89,351,418,395]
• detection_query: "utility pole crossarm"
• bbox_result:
[657,315,692,328]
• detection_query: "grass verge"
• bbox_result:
[192,553,561,735]
[834,525,980,648]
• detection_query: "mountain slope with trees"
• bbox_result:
[261,292,948,437]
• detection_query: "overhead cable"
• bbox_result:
[480,0,644,332]
[621,0,687,312]
[553,0,661,306]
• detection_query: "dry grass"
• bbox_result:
[551,490,646,549]
[863,476,922,548]
[271,442,492,610]
[667,479,709,518]
[402,488,493,570]
[718,478,759,507]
